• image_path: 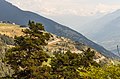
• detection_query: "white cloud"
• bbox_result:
[95,3,120,13]
[6,0,120,16]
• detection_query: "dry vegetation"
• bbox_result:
[0,23,24,38]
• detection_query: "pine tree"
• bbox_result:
[81,48,99,67]
[50,49,99,79]
[4,21,51,78]
[50,50,82,79]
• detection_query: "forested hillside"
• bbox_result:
[0,21,119,79]
[0,0,119,59]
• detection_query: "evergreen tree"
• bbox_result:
[81,48,99,67]
[80,65,120,79]
[4,21,51,78]
[50,49,99,79]
[50,51,82,79]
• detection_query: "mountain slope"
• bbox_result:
[0,23,23,37]
[0,24,112,65]
[96,16,120,55]
[0,0,119,59]
[81,10,120,37]
[46,34,112,65]
[0,24,114,77]
[83,10,120,55]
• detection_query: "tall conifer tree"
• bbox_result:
[4,21,51,78]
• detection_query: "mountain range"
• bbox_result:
[0,0,119,59]
[82,9,120,56]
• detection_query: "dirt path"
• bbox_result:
[48,39,61,45]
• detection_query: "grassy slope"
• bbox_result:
[0,23,117,64]
[0,23,24,77]
[0,23,24,37]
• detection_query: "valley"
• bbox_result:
[81,10,120,56]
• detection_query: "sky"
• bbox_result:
[5,0,120,51]
[6,0,120,17]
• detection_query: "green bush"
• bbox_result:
[80,65,120,79]
[0,34,14,45]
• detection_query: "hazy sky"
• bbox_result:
[6,0,120,17]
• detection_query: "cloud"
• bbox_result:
[6,0,120,16]
[95,3,120,13]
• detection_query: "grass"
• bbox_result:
[0,23,24,38]
[0,23,17,26]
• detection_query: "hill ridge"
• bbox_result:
[0,0,119,59]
